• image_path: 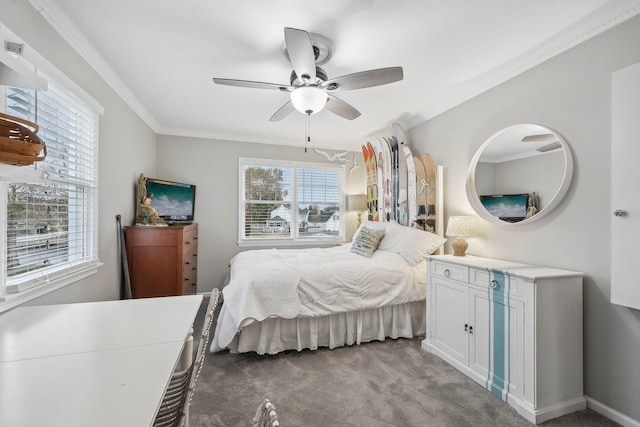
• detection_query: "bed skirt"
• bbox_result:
[215,300,425,355]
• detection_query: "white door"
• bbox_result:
[431,277,468,365]
[611,62,640,310]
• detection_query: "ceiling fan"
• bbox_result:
[212,27,404,122]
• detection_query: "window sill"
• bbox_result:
[0,163,46,182]
[0,261,102,314]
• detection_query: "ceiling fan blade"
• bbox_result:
[326,95,361,120]
[269,101,295,122]
[322,67,403,91]
[284,27,316,82]
[213,78,291,91]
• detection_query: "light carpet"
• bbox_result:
[188,297,617,427]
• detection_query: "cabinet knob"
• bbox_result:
[490,280,499,290]
[185,261,190,265]
[444,269,451,277]
[613,209,627,217]
[184,278,189,282]
[464,323,468,332]
[469,325,473,334]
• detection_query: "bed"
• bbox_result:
[210,221,446,355]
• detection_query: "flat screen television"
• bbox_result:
[480,193,529,223]
[145,177,196,224]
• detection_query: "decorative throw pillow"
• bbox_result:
[350,227,386,258]
[378,222,446,265]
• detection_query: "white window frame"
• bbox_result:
[238,157,346,247]
[0,25,103,312]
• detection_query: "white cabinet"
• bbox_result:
[611,62,640,310]
[422,255,584,424]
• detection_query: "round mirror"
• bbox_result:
[466,124,573,225]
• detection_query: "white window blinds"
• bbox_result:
[297,167,341,238]
[242,162,293,239]
[5,81,99,293]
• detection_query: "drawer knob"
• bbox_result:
[444,269,451,277]
[490,280,499,290]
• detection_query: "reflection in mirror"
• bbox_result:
[466,124,573,225]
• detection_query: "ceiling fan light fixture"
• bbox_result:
[290,86,327,115]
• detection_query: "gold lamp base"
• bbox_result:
[452,238,469,256]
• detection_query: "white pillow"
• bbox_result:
[354,220,390,236]
[378,222,446,265]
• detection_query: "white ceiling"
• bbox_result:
[39,0,639,150]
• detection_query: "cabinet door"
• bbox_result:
[129,245,179,297]
[469,287,525,401]
[611,62,640,310]
[469,289,490,380]
[431,277,468,365]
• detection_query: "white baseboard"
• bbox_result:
[586,395,640,427]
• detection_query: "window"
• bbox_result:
[1,79,99,296]
[239,158,345,244]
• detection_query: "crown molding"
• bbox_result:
[28,0,160,132]
[405,0,640,130]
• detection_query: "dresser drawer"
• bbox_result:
[469,267,522,296]
[431,260,469,283]
[182,265,197,295]
[183,229,198,249]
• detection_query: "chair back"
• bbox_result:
[186,289,220,406]
[153,289,220,427]
[252,398,280,427]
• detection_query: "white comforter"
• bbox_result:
[213,244,426,349]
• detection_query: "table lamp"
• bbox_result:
[446,216,476,256]
[347,194,367,226]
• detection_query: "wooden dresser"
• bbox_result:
[125,224,198,298]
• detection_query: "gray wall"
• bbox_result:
[409,14,640,422]
[156,135,365,291]
[0,1,157,305]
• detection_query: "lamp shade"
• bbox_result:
[446,216,477,238]
[347,194,367,211]
[290,86,328,114]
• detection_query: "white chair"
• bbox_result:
[252,398,280,427]
[154,289,220,427]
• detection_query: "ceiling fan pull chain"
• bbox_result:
[305,112,311,153]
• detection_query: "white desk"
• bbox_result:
[0,295,202,362]
[0,295,203,427]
